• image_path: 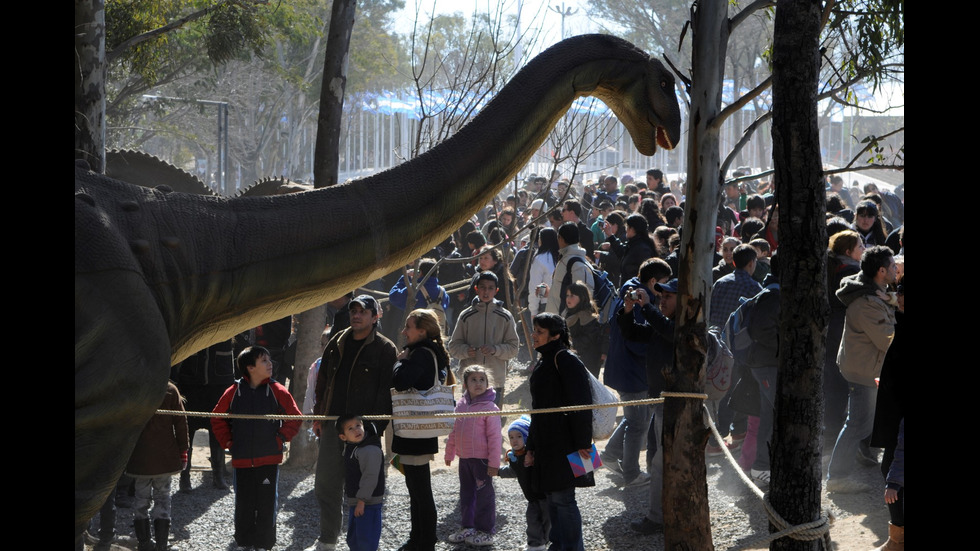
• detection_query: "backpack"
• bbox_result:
[562,256,617,323]
[722,283,779,367]
[419,286,449,336]
[705,326,734,400]
[555,350,617,440]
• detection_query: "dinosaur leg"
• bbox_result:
[75,270,171,542]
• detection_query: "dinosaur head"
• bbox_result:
[593,56,682,156]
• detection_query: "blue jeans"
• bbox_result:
[753,367,778,472]
[315,434,346,544]
[645,404,664,523]
[828,382,877,479]
[546,487,584,551]
[602,390,650,481]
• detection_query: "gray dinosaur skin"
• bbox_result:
[74,34,681,538]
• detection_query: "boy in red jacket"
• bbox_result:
[212,346,302,551]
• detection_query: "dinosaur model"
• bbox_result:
[74,34,681,538]
[105,149,216,196]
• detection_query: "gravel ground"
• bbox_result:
[84,364,889,551]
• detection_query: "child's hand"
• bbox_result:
[445,459,452,467]
[354,500,365,517]
[884,488,898,504]
[487,466,498,477]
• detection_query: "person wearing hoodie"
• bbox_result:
[336,415,385,551]
[545,223,595,315]
[826,246,897,494]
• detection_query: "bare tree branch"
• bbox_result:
[716,75,772,128]
[729,0,775,32]
[842,125,904,170]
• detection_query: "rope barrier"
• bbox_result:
[701,402,832,549]
[160,389,832,548]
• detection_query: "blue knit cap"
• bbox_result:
[508,414,531,441]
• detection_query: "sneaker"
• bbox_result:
[749,469,770,489]
[602,453,624,476]
[303,541,335,551]
[856,447,878,467]
[630,517,664,535]
[624,472,651,487]
[705,441,733,457]
[465,531,494,546]
[448,528,477,543]
[825,477,871,494]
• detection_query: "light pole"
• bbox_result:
[549,3,577,39]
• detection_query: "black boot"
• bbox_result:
[210,433,230,490]
[179,469,192,492]
[134,518,154,551]
[180,446,193,492]
[153,518,171,551]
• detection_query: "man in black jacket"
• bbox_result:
[307,295,397,551]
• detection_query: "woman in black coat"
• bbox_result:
[605,214,656,281]
[526,313,593,551]
[870,277,904,545]
[391,309,451,551]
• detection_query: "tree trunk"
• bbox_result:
[313,0,356,187]
[286,305,327,468]
[662,1,728,549]
[75,0,106,173]
[286,0,357,467]
[769,1,828,550]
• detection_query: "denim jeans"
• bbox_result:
[645,404,664,523]
[314,435,346,544]
[602,390,650,481]
[753,367,778,472]
[828,382,878,479]
[546,487,584,551]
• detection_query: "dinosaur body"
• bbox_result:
[74,35,680,538]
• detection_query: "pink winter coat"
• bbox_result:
[445,388,502,469]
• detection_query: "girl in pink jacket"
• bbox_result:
[445,365,503,546]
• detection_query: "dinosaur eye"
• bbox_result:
[661,80,668,88]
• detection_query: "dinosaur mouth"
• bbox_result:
[656,125,675,150]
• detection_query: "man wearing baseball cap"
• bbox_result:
[307,294,397,551]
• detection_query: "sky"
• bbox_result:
[393,0,599,55]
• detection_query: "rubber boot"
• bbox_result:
[871,522,903,551]
[134,518,154,551]
[179,446,193,492]
[210,433,230,490]
[153,518,171,551]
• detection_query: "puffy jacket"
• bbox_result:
[445,388,502,469]
[211,377,302,469]
[835,273,896,386]
[448,299,520,388]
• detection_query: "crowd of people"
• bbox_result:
[82,167,904,551]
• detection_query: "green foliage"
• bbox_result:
[825,0,904,92]
[205,2,268,64]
